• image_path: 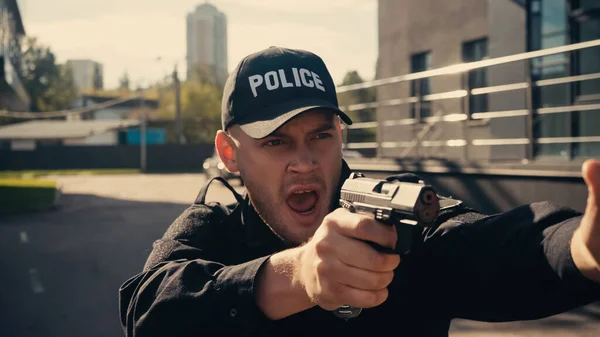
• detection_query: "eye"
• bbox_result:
[265,139,285,146]
[315,132,332,140]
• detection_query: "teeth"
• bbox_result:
[293,190,313,194]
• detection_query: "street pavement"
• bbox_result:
[0,174,598,337]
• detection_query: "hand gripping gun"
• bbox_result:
[333,173,441,320]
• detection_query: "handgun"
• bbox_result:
[333,172,441,320]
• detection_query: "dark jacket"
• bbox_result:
[119,161,600,337]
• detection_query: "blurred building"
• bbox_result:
[0,119,140,150]
[0,0,29,112]
[65,59,104,93]
[376,0,600,162]
[69,94,166,145]
[186,2,228,85]
[69,94,158,121]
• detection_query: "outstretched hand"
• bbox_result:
[571,159,600,283]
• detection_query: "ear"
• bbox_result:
[215,130,239,173]
[336,116,343,138]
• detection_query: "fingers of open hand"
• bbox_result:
[583,159,600,232]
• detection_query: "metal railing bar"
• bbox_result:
[382,119,417,127]
[419,139,469,147]
[535,72,600,87]
[423,113,468,123]
[382,97,419,106]
[337,39,600,92]
[537,136,600,144]
[347,104,597,127]
[537,103,600,115]
[346,136,600,148]
[346,102,381,111]
[381,141,415,148]
[345,142,379,149]
[471,82,529,95]
[342,72,600,112]
[421,140,446,147]
[471,109,530,119]
[346,121,379,130]
[422,90,468,102]
[345,136,600,150]
[471,138,530,146]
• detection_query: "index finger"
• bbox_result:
[326,208,398,251]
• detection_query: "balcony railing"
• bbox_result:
[337,39,600,168]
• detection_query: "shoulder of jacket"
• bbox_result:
[162,201,239,240]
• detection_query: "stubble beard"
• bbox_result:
[241,170,332,247]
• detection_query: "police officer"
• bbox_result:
[119,47,600,337]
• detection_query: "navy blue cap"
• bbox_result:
[221,46,353,139]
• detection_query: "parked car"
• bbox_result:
[203,150,242,183]
[342,150,364,159]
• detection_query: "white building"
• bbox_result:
[65,59,103,93]
[0,120,139,150]
[186,2,228,85]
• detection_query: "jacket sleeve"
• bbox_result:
[406,201,600,322]
[118,203,273,337]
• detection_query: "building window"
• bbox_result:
[529,0,571,159]
[571,0,600,157]
[410,51,431,120]
[462,38,488,116]
[528,0,600,159]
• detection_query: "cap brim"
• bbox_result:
[238,98,353,139]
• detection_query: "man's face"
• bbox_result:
[226,110,343,245]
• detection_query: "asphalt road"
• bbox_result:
[0,174,598,337]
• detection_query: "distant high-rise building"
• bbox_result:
[186,2,228,85]
[65,59,104,93]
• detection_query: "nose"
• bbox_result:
[288,144,318,174]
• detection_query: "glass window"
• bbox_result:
[529,0,570,158]
[579,0,600,11]
[463,38,488,115]
[410,51,431,120]
[572,0,600,157]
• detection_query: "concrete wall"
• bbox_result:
[487,0,529,161]
[376,0,490,161]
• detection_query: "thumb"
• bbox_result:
[581,159,600,235]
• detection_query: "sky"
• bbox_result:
[18,0,378,89]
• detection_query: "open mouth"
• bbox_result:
[286,189,319,216]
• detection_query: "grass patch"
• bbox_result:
[0,169,140,179]
[0,178,57,188]
[0,178,59,214]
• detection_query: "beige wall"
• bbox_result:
[376,0,490,161]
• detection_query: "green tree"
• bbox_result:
[337,70,377,143]
[189,63,226,90]
[157,80,222,144]
[21,37,77,112]
[38,64,77,112]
